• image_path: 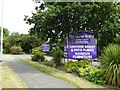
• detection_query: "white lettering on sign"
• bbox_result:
[75,40,88,44]
[71,49,74,51]
[76,35,94,38]
[70,45,84,48]
[70,45,96,49]
[71,49,83,52]
[82,49,94,52]
[85,45,95,48]
[75,52,90,55]
[73,55,92,59]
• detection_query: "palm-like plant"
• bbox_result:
[51,43,63,67]
[99,44,120,86]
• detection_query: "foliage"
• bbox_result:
[42,60,56,67]
[0,27,10,38]
[64,60,106,85]
[31,53,45,62]
[32,46,42,54]
[77,66,106,85]
[64,60,90,73]
[65,61,78,73]
[51,44,63,67]
[10,45,24,55]
[114,34,120,44]
[3,32,43,54]
[3,32,22,54]
[24,2,120,53]
[99,44,120,86]
[20,35,43,54]
[2,28,10,54]
[31,46,46,62]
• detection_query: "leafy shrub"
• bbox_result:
[77,66,106,85]
[43,60,56,67]
[32,46,42,54]
[31,46,46,62]
[31,53,45,62]
[10,45,24,54]
[64,61,79,73]
[65,60,106,85]
[76,60,90,68]
[52,45,63,67]
[99,44,120,86]
[64,60,90,73]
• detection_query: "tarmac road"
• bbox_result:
[3,55,76,88]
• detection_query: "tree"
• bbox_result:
[0,27,10,38]
[1,28,10,54]
[24,2,120,54]
[20,35,43,54]
[3,32,22,54]
[3,31,44,54]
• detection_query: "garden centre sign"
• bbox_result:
[68,32,97,59]
[42,44,50,52]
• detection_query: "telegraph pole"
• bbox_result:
[0,0,4,61]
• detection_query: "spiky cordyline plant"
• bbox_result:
[99,44,120,86]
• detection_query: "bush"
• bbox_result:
[76,60,90,68]
[32,46,42,54]
[99,44,120,86]
[64,60,106,85]
[77,66,106,85]
[10,45,24,54]
[64,60,90,73]
[52,46,63,67]
[31,46,46,62]
[43,60,56,67]
[31,53,45,62]
[64,61,79,73]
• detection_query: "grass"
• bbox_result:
[1,61,28,88]
[19,59,106,88]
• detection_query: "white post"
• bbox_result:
[0,0,4,61]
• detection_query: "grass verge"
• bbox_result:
[19,59,106,88]
[1,61,28,88]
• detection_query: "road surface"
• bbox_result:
[3,55,76,88]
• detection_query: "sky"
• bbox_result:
[0,0,35,34]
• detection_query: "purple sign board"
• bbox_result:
[67,32,97,59]
[42,44,50,52]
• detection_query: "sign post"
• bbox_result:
[67,32,97,60]
[42,44,50,52]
